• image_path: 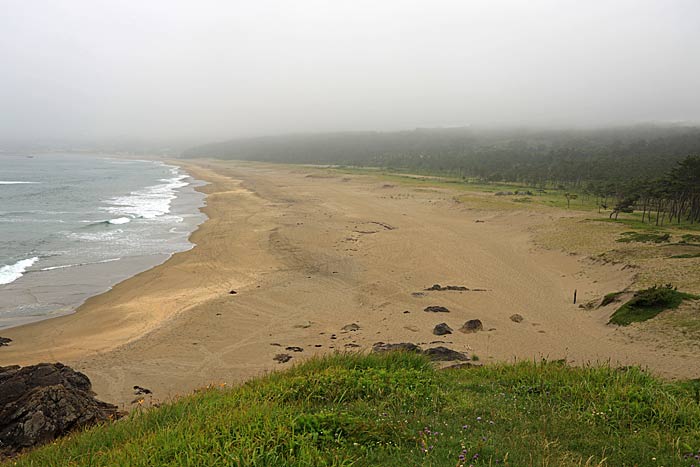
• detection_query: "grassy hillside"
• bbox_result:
[7,353,700,467]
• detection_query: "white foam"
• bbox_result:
[108,217,131,225]
[69,229,124,242]
[0,257,39,285]
[0,181,39,185]
[101,169,189,220]
[40,257,121,271]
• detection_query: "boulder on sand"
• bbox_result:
[509,314,524,323]
[459,319,483,333]
[373,342,470,362]
[424,306,450,313]
[425,284,468,291]
[0,363,119,455]
[372,342,421,353]
[432,323,453,335]
[273,354,292,363]
[0,337,11,347]
[423,347,470,361]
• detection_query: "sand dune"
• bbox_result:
[1,160,697,409]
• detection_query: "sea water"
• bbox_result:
[0,153,206,328]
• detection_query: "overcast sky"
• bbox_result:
[1,0,699,144]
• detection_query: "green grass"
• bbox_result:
[681,234,700,243]
[600,291,624,307]
[7,353,700,467]
[608,285,700,326]
[670,253,700,259]
[318,165,605,212]
[617,231,671,243]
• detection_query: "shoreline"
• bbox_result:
[0,157,206,330]
[2,159,699,409]
[0,160,217,357]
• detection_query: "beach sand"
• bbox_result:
[1,160,698,409]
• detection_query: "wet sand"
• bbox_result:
[1,160,698,409]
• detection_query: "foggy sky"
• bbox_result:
[2,0,700,144]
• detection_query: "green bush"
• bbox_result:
[608,284,699,325]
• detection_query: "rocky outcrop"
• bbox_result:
[0,337,11,347]
[0,363,119,455]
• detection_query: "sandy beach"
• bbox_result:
[1,159,699,409]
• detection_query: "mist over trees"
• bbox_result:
[185,125,700,225]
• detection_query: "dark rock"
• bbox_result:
[270,342,282,347]
[509,314,524,323]
[423,347,470,361]
[344,343,361,348]
[229,290,237,295]
[411,292,426,297]
[0,363,119,454]
[403,310,411,314]
[273,354,292,363]
[425,284,469,291]
[372,342,421,353]
[432,323,453,335]
[424,305,450,313]
[372,342,469,362]
[133,385,152,395]
[285,346,304,352]
[459,319,483,333]
[341,323,360,332]
[314,344,322,347]
[0,337,11,347]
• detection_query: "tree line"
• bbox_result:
[596,155,700,225]
[184,125,700,224]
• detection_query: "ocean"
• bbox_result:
[0,153,206,328]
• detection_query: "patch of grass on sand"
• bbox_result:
[8,353,700,467]
[670,253,700,259]
[323,166,606,212]
[609,285,700,326]
[617,231,671,243]
[680,234,700,244]
[600,291,624,307]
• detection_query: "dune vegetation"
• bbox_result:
[7,352,700,467]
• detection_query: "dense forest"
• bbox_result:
[184,125,700,224]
